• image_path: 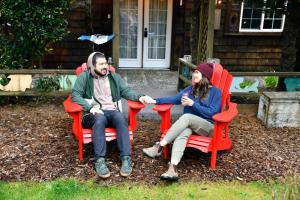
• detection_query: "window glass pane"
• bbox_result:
[148,48,157,59]
[242,8,252,18]
[148,0,167,59]
[119,0,138,59]
[158,36,166,48]
[274,8,284,18]
[158,24,166,35]
[120,48,126,58]
[263,19,273,29]
[120,23,129,34]
[149,23,157,34]
[252,9,262,18]
[159,11,167,22]
[264,8,273,19]
[148,36,156,48]
[251,19,261,29]
[120,35,126,47]
[241,19,251,29]
[157,48,166,59]
[131,48,137,58]
[273,20,282,29]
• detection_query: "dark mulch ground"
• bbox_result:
[0,98,299,184]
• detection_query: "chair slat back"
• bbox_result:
[75,63,88,76]
[211,64,223,87]
[211,64,233,110]
[221,71,232,109]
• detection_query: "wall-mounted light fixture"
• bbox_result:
[180,0,183,6]
[215,0,222,6]
[214,0,222,30]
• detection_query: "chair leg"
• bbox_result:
[164,145,169,160]
[210,149,217,170]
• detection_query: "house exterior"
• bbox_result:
[42,0,298,72]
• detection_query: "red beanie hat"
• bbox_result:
[195,63,214,82]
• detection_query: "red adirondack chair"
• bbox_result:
[63,63,145,160]
[152,63,238,169]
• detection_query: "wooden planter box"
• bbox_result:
[257,92,300,128]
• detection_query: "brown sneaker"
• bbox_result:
[160,163,178,181]
[142,142,163,158]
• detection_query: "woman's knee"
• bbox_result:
[178,113,194,122]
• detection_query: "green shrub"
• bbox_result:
[239,80,255,89]
[0,74,11,86]
[263,76,278,88]
[35,76,60,92]
[0,0,69,69]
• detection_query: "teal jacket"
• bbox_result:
[71,69,143,115]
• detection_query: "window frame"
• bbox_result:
[239,0,287,33]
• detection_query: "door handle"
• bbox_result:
[144,28,148,37]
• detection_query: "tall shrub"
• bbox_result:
[0,0,69,69]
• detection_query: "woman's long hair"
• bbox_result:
[192,76,211,102]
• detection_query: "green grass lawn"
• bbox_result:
[1,179,296,200]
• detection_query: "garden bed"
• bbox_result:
[0,98,299,184]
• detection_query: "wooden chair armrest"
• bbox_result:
[127,100,145,110]
[153,104,173,112]
[63,96,83,113]
[213,102,238,123]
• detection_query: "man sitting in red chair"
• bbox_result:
[72,52,154,178]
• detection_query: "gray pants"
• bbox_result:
[163,113,214,165]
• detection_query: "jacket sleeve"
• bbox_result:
[191,88,221,119]
[117,74,144,101]
[71,73,93,112]
[156,86,190,105]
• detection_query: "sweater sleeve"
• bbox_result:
[156,86,191,105]
[191,87,221,118]
[71,73,93,112]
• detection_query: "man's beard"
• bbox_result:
[95,68,108,77]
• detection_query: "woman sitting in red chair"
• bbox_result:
[143,63,221,181]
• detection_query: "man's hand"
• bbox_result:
[181,96,194,106]
[139,95,156,104]
[90,104,104,115]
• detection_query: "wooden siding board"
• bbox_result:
[214,52,282,59]
[214,46,282,53]
[221,58,281,66]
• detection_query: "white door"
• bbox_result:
[119,0,173,68]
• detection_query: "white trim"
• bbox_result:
[119,0,143,68]
[143,0,173,68]
[239,1,286,33]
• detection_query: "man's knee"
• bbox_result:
[112,112,127,124]
[93,114,107,126]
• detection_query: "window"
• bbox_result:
[239,0,288,32]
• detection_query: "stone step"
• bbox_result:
[118,69,182,119]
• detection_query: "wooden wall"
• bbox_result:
[213,1,283,71]
[170,0,200,70]
[42,0,113,69]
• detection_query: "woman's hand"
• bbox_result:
[181,96,194,106]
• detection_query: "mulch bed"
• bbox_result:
[0,98,299,184]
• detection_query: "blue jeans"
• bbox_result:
[82,110,130,160]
